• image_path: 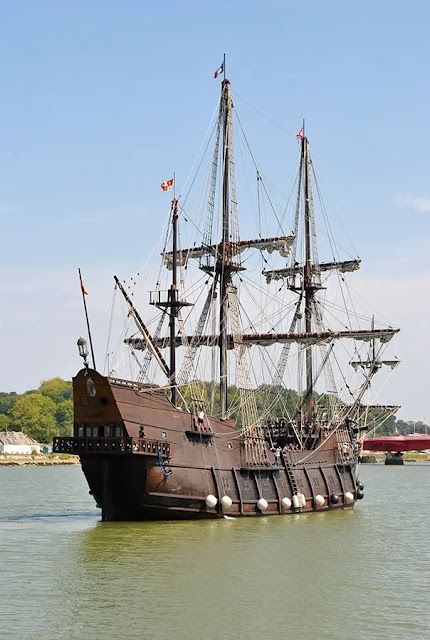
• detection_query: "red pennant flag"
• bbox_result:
[161,179,174,192]
[79,272,88,295]
[296,127,303,140]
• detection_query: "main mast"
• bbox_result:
[219,78,232,419]
[302,135,314,423]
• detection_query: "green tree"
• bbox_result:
[38,378,72,403]
[0,414,11,431]
[373,413,396,436]
[10,393,57,443]
[55,399,74,436]
[0,392,18,416]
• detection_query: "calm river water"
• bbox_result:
[0,464,428,640]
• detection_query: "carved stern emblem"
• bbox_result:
[86,377,96,397]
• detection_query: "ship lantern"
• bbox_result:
[77,337,89,367]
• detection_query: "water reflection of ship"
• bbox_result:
[54,64,399,521]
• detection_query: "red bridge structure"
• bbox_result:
[362,436,430,464]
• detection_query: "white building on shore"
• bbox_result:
[0,431,39,454]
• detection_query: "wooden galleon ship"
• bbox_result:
[54,67,399,521]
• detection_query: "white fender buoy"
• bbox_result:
[344,491,354,505]
[314,494,325,508]
[292,494,300,509]
[221,495,232,508]
[298,493,307,508]
[281,497,292,510]
[205,494,218,508]
[257,498,268,511]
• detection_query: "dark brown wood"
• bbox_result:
[334,464,346,504]
[232,467,244,515]
[271,470,282,514]
[55,367,358,521]
[219,80,231,419]
[303,467,316,508]
[319,465,332,508]
[302,137,314,422]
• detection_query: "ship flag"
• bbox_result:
[214,62,224,79]
[79,271,88,295]
[296,127,304,140]
[161,179,174,192]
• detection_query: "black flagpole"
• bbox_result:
[78,268,96,370]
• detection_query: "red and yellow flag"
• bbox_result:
[161,178,174,192]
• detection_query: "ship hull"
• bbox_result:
[54,369,361,521]
[80,455,357,521]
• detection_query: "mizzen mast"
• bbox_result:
[169,199,179,406]
[148,198,192,405]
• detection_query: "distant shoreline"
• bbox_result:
[1,451,428,467]
[0,454,80,466]
[361,451,430,463]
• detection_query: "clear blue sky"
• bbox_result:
[1,1,429,420]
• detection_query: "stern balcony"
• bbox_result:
[53,436,173,458]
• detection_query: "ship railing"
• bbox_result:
[335,425,357,464]
[53,436,172,458]
[107,377,159,392]
[335,448,357,465]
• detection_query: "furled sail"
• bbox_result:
[126,327,399,351]
[263,258,361,284]
[350,359,400,371]
[163,235,295,270]
[117,77,400,438]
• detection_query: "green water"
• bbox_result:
[0,464,428,640]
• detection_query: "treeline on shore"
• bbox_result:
[0,378,427,444]
[0,378,72,443]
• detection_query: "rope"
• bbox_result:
[156,439,171,477]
